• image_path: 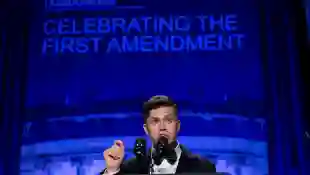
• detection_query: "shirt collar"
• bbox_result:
[174,141,182,155]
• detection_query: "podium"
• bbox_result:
[126,173,231,175]
[99,172,230,175]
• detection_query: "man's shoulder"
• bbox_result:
[187,152,214,164]
[182,150,216,172]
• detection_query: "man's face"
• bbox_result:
[143,106,180,144]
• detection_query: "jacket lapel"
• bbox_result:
[176,145,191,173]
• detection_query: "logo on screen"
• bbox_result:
[45,0,117,11]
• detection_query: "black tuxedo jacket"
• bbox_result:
[100,145,216,174]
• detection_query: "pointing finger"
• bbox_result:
[114,140,124,148]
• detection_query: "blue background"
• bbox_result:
[20,0,268,175]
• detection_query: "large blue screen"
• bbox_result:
[21,1,268,175]
[26,0,264,113]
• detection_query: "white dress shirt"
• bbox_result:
[152,143,182,174]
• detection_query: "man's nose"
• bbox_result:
[159,121,166,130]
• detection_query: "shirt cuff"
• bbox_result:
[104,168,120,175]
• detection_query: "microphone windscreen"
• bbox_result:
[134,138,146,157]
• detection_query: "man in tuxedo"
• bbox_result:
[101,95,216,174]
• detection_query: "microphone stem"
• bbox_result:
[149,145,155,175]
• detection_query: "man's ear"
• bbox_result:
[143,124,149,135]
[176,120,181,133]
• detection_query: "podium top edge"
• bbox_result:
[122,173,229,175]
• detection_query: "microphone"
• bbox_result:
[153,136,168,165]
[134,138,147,159]
[156,136,169,156]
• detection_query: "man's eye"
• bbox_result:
[152,119,159,123]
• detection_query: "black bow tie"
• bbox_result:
[162,152,178,165]
[152,141,178,165]
[153,150,177,165]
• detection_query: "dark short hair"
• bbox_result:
[142,95,177,123]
